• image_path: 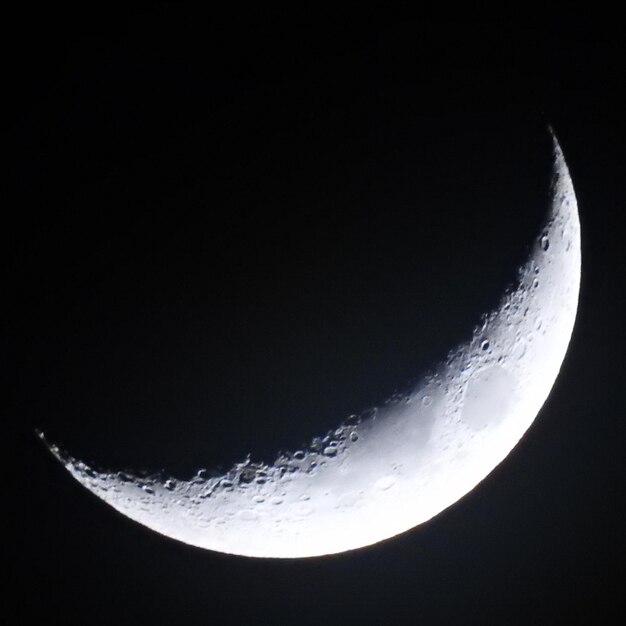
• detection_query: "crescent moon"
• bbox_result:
[40,132,581,558]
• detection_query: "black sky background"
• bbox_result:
[7,11,625,625]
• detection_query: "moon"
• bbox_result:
[40,132,581,558]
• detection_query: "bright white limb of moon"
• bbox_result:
[40,134,581,558]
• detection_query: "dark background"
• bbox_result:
[7,11,625,625]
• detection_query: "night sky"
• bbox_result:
[8,12,625,624]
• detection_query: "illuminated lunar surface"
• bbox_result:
[41,134,581,558]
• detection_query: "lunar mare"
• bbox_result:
[41,134,581,558]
